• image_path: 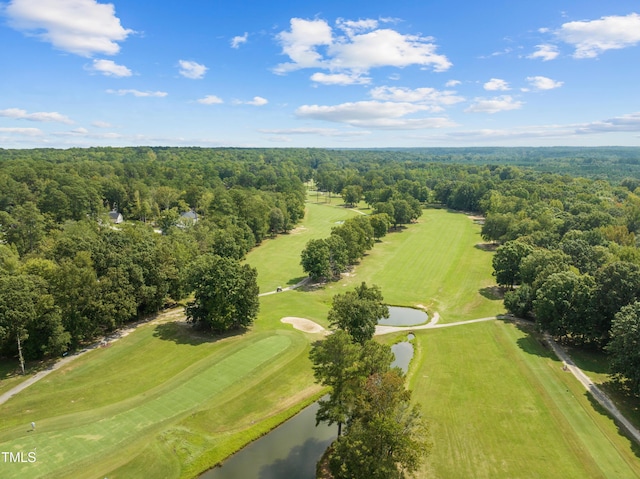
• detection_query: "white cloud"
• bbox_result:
[231,32,248,48]
[465,95,523,114]
[91,120,112,128]
[526,76,563,91]
[246,96,268,106]
[336,18,379,36]
[576,112,640,134]
[295,100,456,129]
[5,0,133,57]
[259,127,370,137]
[329,28,451,72]
[0,107,73,124]
[445,80,461,87]
[197,95,224,105]
[310,72,371,85]
[178,60,208,79]
[106,89,168,97]
[89,59,132,77]
[556,13,640,58]
[275,18,333,73]
[369,86,464,110]
[0,127,43,136]
[528,44,559,61]
[275,17,451,76]
[232,96,268,106]
[484,78,510,91]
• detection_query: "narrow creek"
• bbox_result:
[202,334,415,478]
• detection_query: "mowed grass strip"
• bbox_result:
[245,201,359,292]
[0,325,300,479]
[411,320,640,479]
[303,208,503,323]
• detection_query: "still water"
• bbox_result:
[203,336,415,478]
[378,306,428,326]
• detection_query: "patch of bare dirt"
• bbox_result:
[281,317,327,334]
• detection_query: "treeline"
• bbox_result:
[0,147,308,365]
[3,146,640,389]
[308,152,640,391]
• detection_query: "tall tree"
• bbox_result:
[309,330,360,436]
[607,302,640,394]
[186,254,259,332]
[328,370,430,479]
[328,282,389,344]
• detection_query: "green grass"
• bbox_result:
[1,201,639,478]
[245,201,359,292]
[412,320,640,478]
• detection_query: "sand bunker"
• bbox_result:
[281,317,327,334]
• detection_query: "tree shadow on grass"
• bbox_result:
[474,242,498,252]
[479,286,504,301]
[287,275,307,286]
[584,390,640,460]
[502,317,556,360]
[152,321,244,346]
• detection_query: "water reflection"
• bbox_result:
[203,337,415,478]
[202,401,335,479]
[378,306,428,326]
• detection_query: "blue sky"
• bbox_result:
[1,0,640,148]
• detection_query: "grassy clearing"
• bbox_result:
[245,201,359,292]
[2,201,638,478]
[412,320,640,478]
[0,316,317,479]
[257,207,503,324]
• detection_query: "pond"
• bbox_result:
[201,400,336,479]
[202,335,415,479]
[391,337,414,374]
[378,306,428,326]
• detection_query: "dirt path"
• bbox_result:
[543,333,640,445]
[0,309,183,406]
[259,277,311,297]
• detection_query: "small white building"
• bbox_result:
[108,209,123,224]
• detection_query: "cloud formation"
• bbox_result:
[310,72,371,85]
[296,100,456,129]
[106,89,168,97]
[231,32,248,48]
[556,13,640,58]
[0,127,43,136]
[197,95,224,105]
[465,96,523,114]
[0,107,73,124]
[369,86,464,111]
[484,78,510,91]
[89,59,132,77]
[178,60,208,79]
[275,17,451,77]
[528,44,560,61]
[525,76,563,91]
[5,0,133,56]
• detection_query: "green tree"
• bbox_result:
[369,213,391,240]
[309,330,360,436]
[301,239,331,281]
[269,207,285,235]
[341,185,363,207]
[328,282,389,344]
[607,302,640,394]
[0,275,69,372]
[328,370,430,479]
[492,241,534,289]
[186,254,259,332]
[533,271,595,341]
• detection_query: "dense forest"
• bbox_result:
[2,146,640,392]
